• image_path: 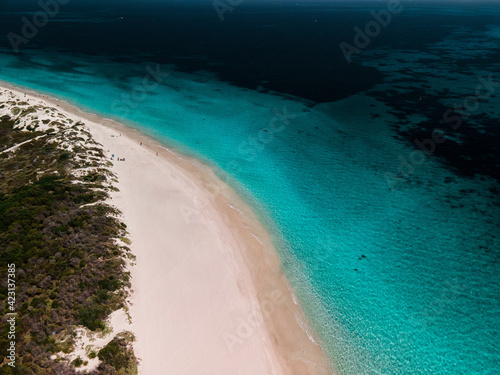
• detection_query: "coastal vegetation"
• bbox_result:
[0,100,137,374]
[97,332,137,374]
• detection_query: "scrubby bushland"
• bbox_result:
[0,114,136,374]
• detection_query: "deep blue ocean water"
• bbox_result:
[1,1,499,373]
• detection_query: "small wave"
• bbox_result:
[249,232,264,245]
[295,313,318,345]
[226,202,244,215]
[160,146,188,161]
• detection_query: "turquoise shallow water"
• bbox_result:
[2,54,498,374]
[1,4,499,374]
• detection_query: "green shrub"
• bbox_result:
[78,307,106,331]
[72,357,84,367]
[98,334,136,372]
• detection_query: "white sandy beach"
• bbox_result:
[0,82,333,375]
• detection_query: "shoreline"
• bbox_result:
[0,80,335,374]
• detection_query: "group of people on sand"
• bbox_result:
[110,154,125,161]
[108,137,161,162]
[111,154,125,161]
[23,93,51,100]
